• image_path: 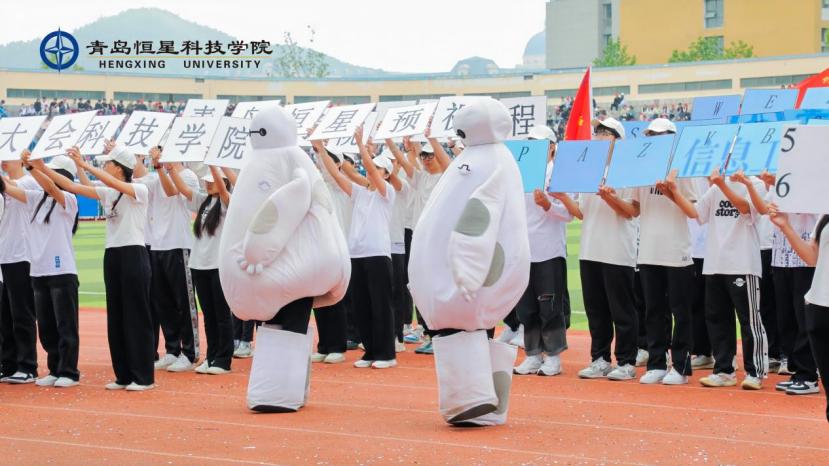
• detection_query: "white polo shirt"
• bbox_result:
[96,184,150,248]
[23,190,78,277]
[0,175,40,264]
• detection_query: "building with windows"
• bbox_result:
[545,0,620,69]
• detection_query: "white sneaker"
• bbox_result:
[323,353,345,364]
[778,358,794,375]
[691,355,715,369]
[639,369,667,384]
[608,364,637,381]
[371,360,397,369]
[105,382,127,390]
[125,382,155,391]
[509,325,525,348]
[206,366,231,375]
[353,359,373,368]
[496,326,518,344]
[635,349,649,367]
[154,354,178,370]
[395,340,406,353]
[311,352,327,363]
[513,354,544,375]
[538,354,562,376]
[54,377,79,388]
[35,375,59,387]
[4,371,35,384]
[234,341,253,358]
[662,368,688,385]
[358,343,366,351]
[741,375,763,390]
[166,354,194,373]
[700,372,737,387]
[194,361,210,374]
[578,357,613,379]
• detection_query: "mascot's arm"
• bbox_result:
[238,168,312,275]
[448,165,507,301]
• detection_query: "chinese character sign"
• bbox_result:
[723,121,799,176]
[115,111,176,154]
[373,103,437,140]
[774,125,829,214]
[77,114,127,156]
[605,134,675,189]
[0,116,47,161]
[504,140,549,192]
[230,99,282,119]
[547,140,612,193]
[284,100,330,136]
[500,96,546,140]
[371,101,417,137]
[669,124,739,178]
[330,112,377,154]
[204,117,251,170]
[429,96,487,138]
[160,117,221,163]
[31,111,98,160]
[691,95,741,121]
[182,99,230,118]
[740,89,798,115]
[308,103,375,141]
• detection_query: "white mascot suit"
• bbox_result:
[409,98,530,426]
[218,106,350,412]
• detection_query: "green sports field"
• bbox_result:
[72,221,590,330]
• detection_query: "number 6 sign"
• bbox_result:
[774,125,829,214]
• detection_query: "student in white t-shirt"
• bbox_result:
[0,159,40,384]
[147,148,200,373]
[4,153,80,388]
[735,171,819,394]
[512,126,572,377]
[688,178,714,369]
[390,132,449,354]
[664,168,768,390]
[321,126,397,369]
[553,117,640,382]
[168,164,235,375]
[767,210,829,422]
[48,145,155,391]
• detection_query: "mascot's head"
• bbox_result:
[453,98,511,147]
[248,106,298,150]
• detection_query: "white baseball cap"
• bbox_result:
[372,154,394,173]
[97,144,137,170]
[420,143,435,154]
[646,118,677,134]
[200,171,228,183]
[591,117,625,139]
[324,144,345,161]
[46,155,77,178]
[527,125,558,143]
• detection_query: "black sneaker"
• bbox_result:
[786,380,820,395]
[4,371,36,384]
[775,380,794,391]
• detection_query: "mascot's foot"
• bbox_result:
[447,403,498,425]
[246,326,313,412]
[250,404,299,414]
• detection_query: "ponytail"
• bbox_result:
[30,168,80,236]
[815,215,829,246]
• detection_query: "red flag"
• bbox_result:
[795,66,829,108]
[565,67,593,141]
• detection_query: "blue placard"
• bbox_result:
[740,89,798,115]
[505,139,549,193]
[547,140,611,193]
[808,119,829,126]
[728,108,829,124]
[605,134,675,189]
[691,95,741,121]
[724,121,797,176]
[621,121,650,140]
[669,124,739,178]
[800,87,829,110]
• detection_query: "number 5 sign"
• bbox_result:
[774,125,829,214]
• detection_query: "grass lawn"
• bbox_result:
[73,221,589,330]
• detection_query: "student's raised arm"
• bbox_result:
[425,126,451,172]
[24,149,99,200]
[388,137,414,178]
[167,164,194,201]
[221,167,237,187]
[67,150,136,199]
[659,169,698,219]
[319,138,353,197]
[769,204,819,266]
[550,192,583,220]
[358,127,386,197]
[0,174,27,203]
[709,167,750,215]
[151,147,179,197]
[210,165,231,206]
[67,147,93,187]
[598,185,640,219]
[28,158,66,207]
[731,170,769,215]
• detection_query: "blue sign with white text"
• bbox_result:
[547,140,611,193]
[505,139,549,192]
[669,124,739,178]
[605,134,675,189]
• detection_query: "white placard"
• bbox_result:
[372,101,417,136]
[284,101,330,136]
[374,102,438,140]
[500,96,547,140]
[231,100,282,119]
[330,112,377,154]
[204,117,252,170]
[160,117,222,163]
[0,116,47,161]
[429,96,488,138]
[115,111,176,155]
[773,125,829,214]
[182,99,230,118]
[308,103,375,141]
[31,111,97,160]
[76,114,127,156]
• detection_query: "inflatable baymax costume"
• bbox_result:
[409,98,530,426]
[218,106,350,412]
